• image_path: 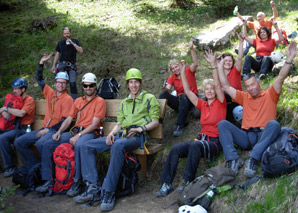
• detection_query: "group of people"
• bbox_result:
[0,1,297,211]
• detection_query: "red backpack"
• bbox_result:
[0,93,24,131]
[272,29,289,46]
[51,143,75,193]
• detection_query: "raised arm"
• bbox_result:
[243,20,254,45]
[272,19,283,45]
[270,1,278,19]
[36,53,53,91]
[273,41,297,94]
[235,32,244,71]
[180,63,198,106]
[189,41,198,72]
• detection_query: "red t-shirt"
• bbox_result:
[196,98,227,137]
[167,66,198,96]
[227,66,242,91]
[253,39,276,57]
[20,95,35,125]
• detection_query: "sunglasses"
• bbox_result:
[83,83,96,88]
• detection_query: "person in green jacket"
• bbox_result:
[67,68,160,211]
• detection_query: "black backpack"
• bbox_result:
[115,152,140,198]
[261,127,298,178]
[97,78,120,99]
[12,163,41,195]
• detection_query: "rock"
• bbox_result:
[193,16,253,50]
[28,16,57,34]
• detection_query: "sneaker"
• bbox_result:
[156,182,174,197]
[35,180,54,193]
[259,73,267,80]
[227,158,244,175]
[67,179,82,197]
[73,183,101,203]
[100,190,116,212]
[177,180,190,193]
[4,167,16,178]
[244,157,257,178]
[173,126,183,137]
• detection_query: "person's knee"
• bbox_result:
[180,94,189,103]
[266,120,281,130]
[159,92,168,99]
[218,120,229,130]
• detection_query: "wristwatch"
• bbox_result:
[78,133,82,137]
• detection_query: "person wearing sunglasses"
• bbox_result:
[33,72,106,194]
[14,53,74,180]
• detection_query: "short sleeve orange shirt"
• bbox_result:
[20,95,35,125]
[248,18,273,39]
[42,84,74,128]
[69,96,106,129]
[235,85,280,130]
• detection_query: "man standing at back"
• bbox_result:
[15,54,73,173]
[51,27,83,100]
[216,42,297,177]
[0,78,35,177]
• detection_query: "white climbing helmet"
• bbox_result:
[82,73,97,84]
[178,205,207,213]
[270,52,284,63]
[233,105,243,122]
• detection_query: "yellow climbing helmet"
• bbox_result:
[125,68,142,82]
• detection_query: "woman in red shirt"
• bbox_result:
[156,53,226,197]
[242,19,283,79]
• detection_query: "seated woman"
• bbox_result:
[206,33,244,123]
[156,52,226,197]
[159,41,200,137]
[242,19,283,79]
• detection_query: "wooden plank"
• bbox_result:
[32,120,43,131]
[157,99,167,119]
[133,143,163,155]
[35,100,46,116]
[105,99,122,118]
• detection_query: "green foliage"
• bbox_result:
[201,0,238,18]
[0,186,19,212]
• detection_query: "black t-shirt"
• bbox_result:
[55,39,81,62]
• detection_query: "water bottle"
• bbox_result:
[233,6,238,16]
[99,126,104,137]
[206,189,214,200]
[26,125,31,133]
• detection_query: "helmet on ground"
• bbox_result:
[233,105,243,122]
[55,72,69,81]
[178,205,207,213]
[270,52,284,63]
[11,78,28,89]
[126,68,142,82]
[82,73,97,83]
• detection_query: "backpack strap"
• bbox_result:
[238,175,263,190]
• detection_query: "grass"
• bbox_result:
[1,0,298,212]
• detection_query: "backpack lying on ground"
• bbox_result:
[261,127,298,178]
[97,77,120,99]
[0,93,24,131]
[115,152,140,198]
[51,143,75,193]
[12,163,41,196]
[178,165,235,210]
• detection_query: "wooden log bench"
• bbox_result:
[32,98,167,178]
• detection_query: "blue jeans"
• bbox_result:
[14,129,55,168]
[243,55,273,75]
[0,127,26,169]
[40,132,96,181]
[102,135,141,192]
[159,92,200,127]
[218,120,281,161]
[243,42,256,56]
[160,138,221,184]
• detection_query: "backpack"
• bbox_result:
[115,152,140,198]
[272,29,289,46]
[51,143,75,193]
[97,78,120,99]
[178,165,235,210]
[0,93,24,131]
[261,127,298,178]
[12,162,41,195]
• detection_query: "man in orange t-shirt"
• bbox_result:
[0,78,35,177]
[15,53,73,176]
[236,1,278,55]
[217,42,297,178]
[35,72,106,194]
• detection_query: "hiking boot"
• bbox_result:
[156,182,174,197]
[244,157,257,178]
[259,73,267,80]
[35,180,54,193]
[100,190,115,212]
[173,125,183,137]
[227,158,244,175]
[177,180,190,193]
[67,179,82,197]
[4,167,16,178]
[73,183,101,203]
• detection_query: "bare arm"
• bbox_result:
[236,11,245,23]
[180,63,198,106]
[272,20,283,45]
[243,21,254,45]
[189,41,198,72]
[235,33,244,71]
[106,123,122,145]
[273,42,297,94]
[162,83,173,93]
[270,1,278,19]
[68,38,83,53]
[0,107,26,117]
[213,59,225,103]
[52,116,73,141]
[51,51,60,73]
